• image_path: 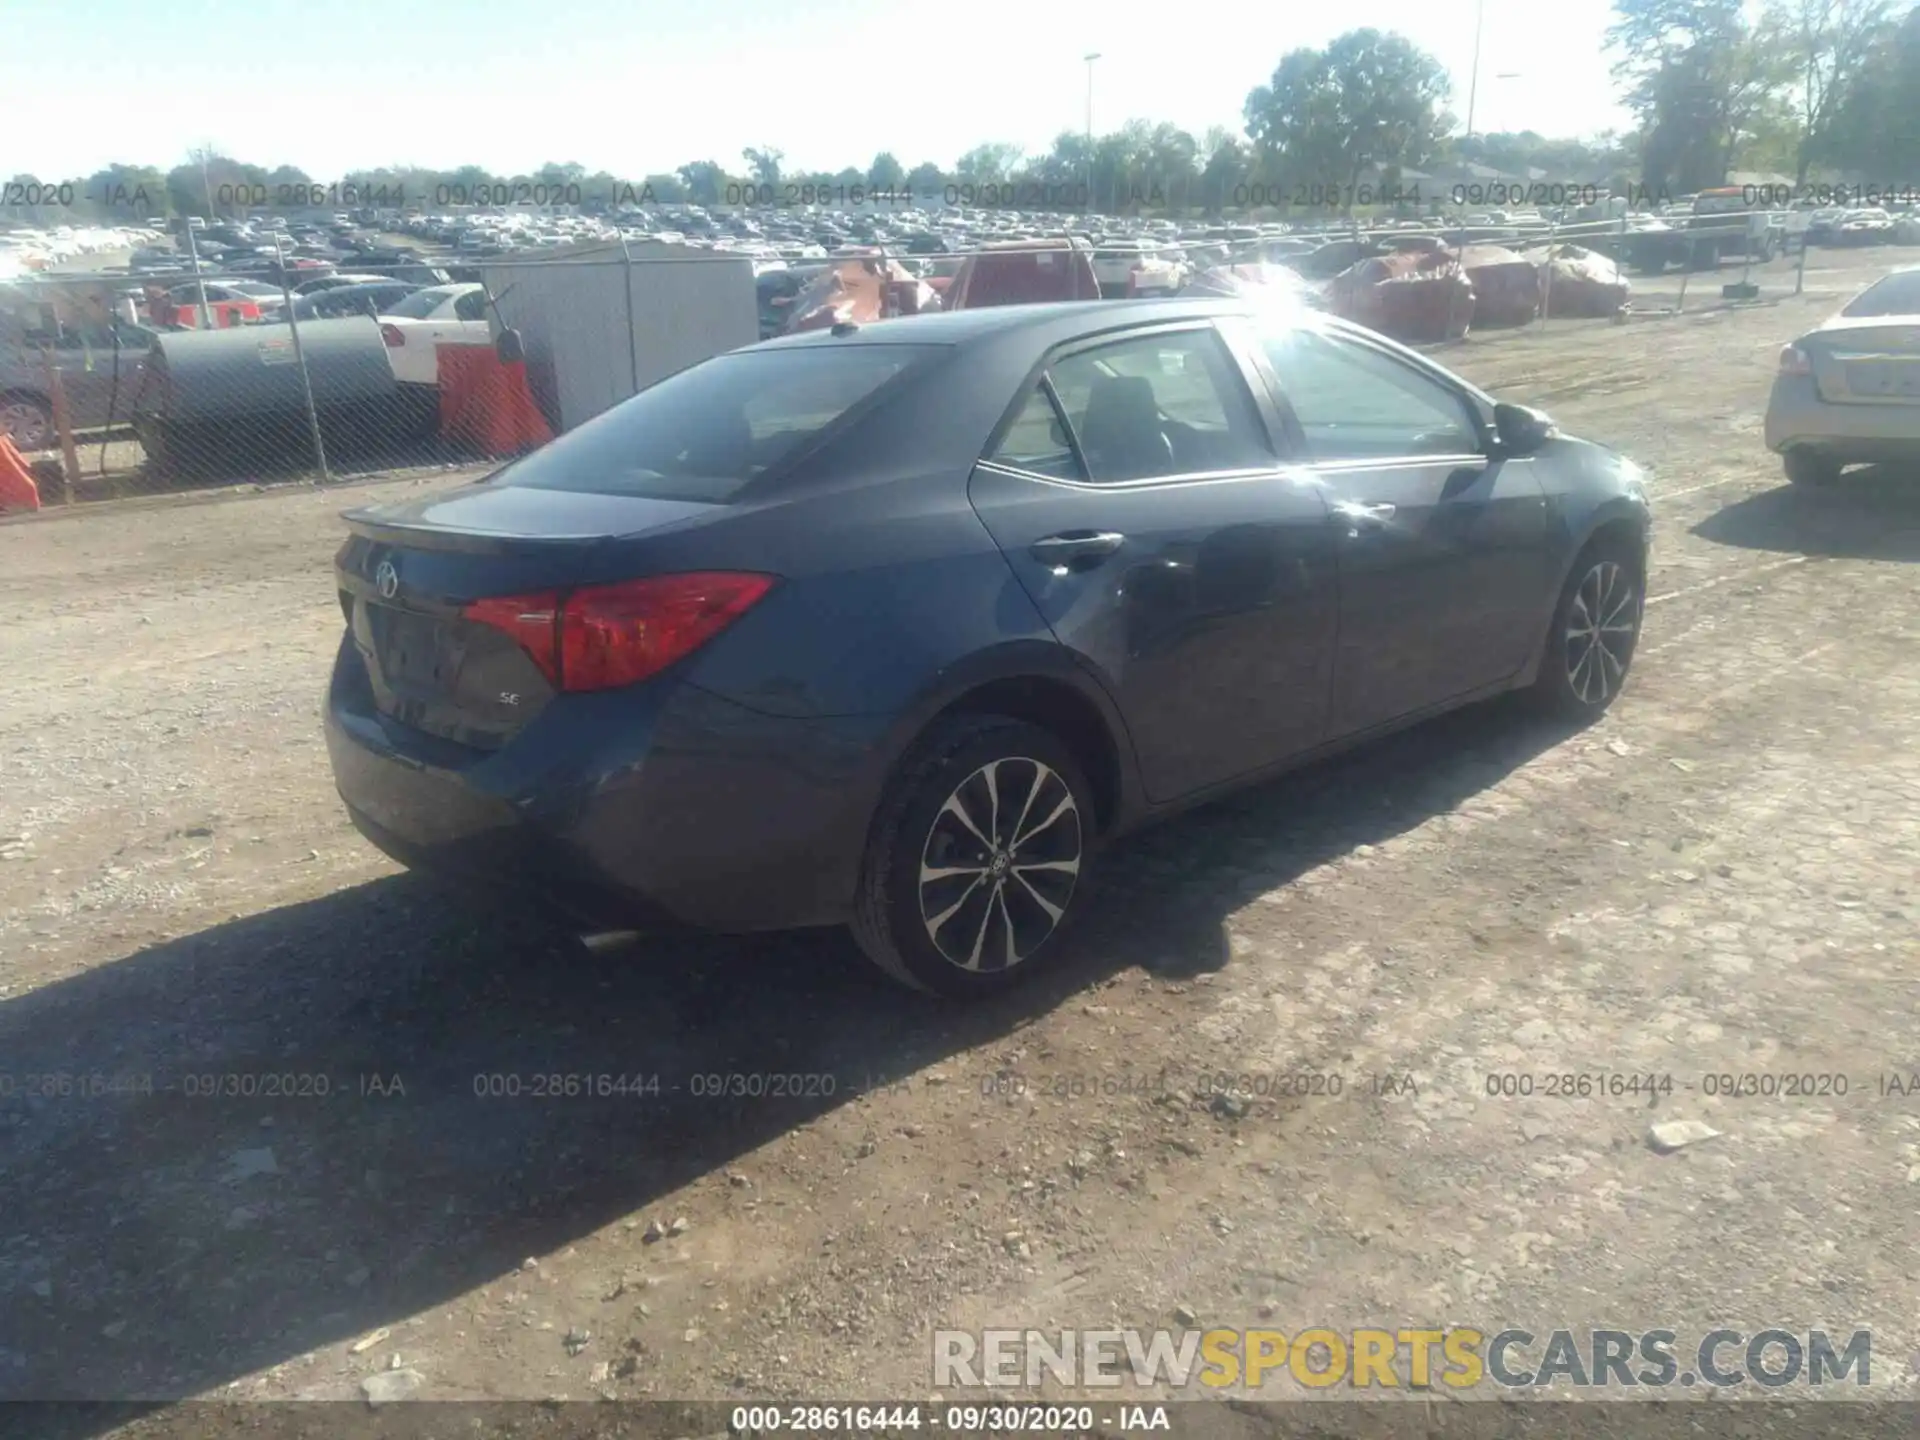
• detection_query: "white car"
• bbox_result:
[377,283,492,386]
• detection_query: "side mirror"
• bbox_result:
[1493,401,1555,457]
[495,327,525,365]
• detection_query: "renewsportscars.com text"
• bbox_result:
[933,1327,1873,1390]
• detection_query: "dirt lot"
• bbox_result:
[2,248,1918,1429]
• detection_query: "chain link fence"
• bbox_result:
[0,211,1900,508]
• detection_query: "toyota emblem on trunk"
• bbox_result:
[376,560,399,599]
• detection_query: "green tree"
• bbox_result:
[82,164,169,221]
[1819,4,1920,172]
[641,171,688,204]
[867,151,906,190]
[1765,0,1901,179]
[1197,129,1252,213]
[677,160,727,205]
[1607,0,1795,191]
[1243,29,1452,209]
[742,147,784,185]
[905,161,946,195]
[954,143,1022,184]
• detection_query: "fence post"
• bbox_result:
[40,345,82,499]
[273,237,330,484]
[183,224,214,330]
[1539,217,1558,327]
[1445,239,1462,342]
[1675,241,1692,313]
[1795,223,1808,296]
[619,238,641,396]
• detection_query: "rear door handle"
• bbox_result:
[1030,531,1125,569]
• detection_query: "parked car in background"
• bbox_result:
[1805,208,1848,246]
[0,317,156,449]
[1090,240,1156,296]
[1837,209,1896,245]
[296,272,396,295]
[325,298,1651,999]
[1766,265,1920,484]
[376,282,491,385]
[127,246,189,274]
[942,239,1101,309]
[291,281,422,321]
[223,253,336,286]
[155,279,286,327]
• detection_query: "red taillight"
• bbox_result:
[1779,343,1812,375]
[381,323,404,347]
[462,572,775,693]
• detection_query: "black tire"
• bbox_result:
[1528,536,1645,722]
[850,714,1096,999]
[0,392,54,453]
[1783,449,1841,486]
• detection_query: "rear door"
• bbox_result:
[1248,320,1550,735]
[967,320,1338,804]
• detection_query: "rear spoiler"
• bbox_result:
[340,508,605,554]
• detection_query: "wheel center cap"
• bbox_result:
[989,851,1011,877]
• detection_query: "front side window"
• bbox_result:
[453,290,489,322]
[1042,328,1272,482]
[1261,326,1480,461]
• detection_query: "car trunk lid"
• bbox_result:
[1806,320,1920,405]
[336,486,723,749]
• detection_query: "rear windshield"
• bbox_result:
[384,286,457,318]
[1840,271,1920,317]
[495,345,927,502]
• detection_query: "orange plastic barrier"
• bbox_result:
[0,434,42,512]
[437,345,555,458]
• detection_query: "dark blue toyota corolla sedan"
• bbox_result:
[325,298,1652,998]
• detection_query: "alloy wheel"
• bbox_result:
[917,756,1082,972]
[0,400,52,452]
[1564,560,1638,706]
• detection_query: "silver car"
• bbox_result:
[1765,266,1920,484]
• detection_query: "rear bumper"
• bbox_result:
[324,635,893,934]
[1765,374,1920,462]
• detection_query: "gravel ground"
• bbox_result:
[1,247,1917,1435]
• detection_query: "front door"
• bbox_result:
[968,321,1338,803]
[1249,321,1550,735]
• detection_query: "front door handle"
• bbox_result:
[1333,501,1396,528]
[1030,531,1125,570]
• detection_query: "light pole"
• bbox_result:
[1465,0,1486,140]
[1084,53,1101,215]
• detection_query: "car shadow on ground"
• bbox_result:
[1693,466,1920,562]
[1,693,1576,1420]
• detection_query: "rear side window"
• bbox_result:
[987,385,1084,480]
[1043,328,1273,482]
[496,345,926,502]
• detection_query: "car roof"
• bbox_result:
[751,298,1265,351]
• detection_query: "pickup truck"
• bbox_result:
[1616,189,1779,273]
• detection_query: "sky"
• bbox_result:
[6,0,1632,181]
